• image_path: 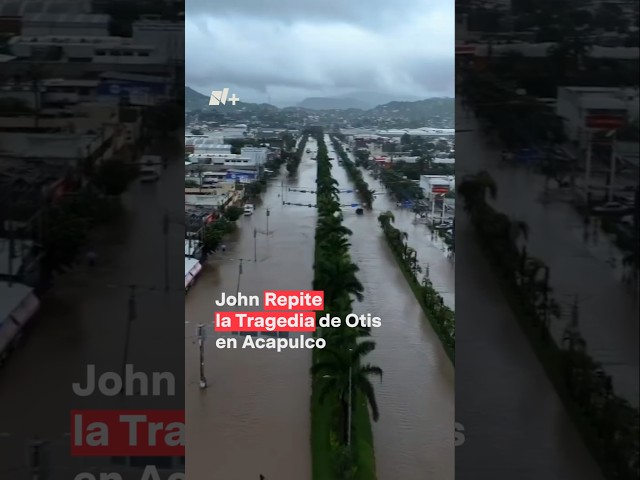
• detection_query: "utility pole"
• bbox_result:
[7,186,14,287]
[197,323,207,389]
[584,129,592,202]
[28,439,48,479]
[607,131,617,203]
[254,228,257,262]
[347,348,353,446]
[163,210,169,292]
[266,209,270,235]
[120,285,136,393]
[236,259,243,295]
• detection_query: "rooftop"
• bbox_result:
[0,281,34,322]
[9,35,153,49]
[0,131,107,159]
[22,13,109,23]
[0,0,90,15]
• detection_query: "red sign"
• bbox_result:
[432,187,449,194]
[585,115,626,130]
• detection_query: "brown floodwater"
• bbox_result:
[326,135,454,480]
[185,137,456,480]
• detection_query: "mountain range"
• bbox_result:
[186,86,450,115]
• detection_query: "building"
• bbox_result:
[0,0,91,15]
[8,35,157,62]
[21,13,109,36]
[1,280,40,361]
[185,136,232,154]
[240,147,268,166]
[132,18,184,62]
[556,86,639,147]
[0,129,118,171]
[96,71,171,106]
[420,175,454,201]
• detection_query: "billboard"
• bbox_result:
[97,80,168,105]
[225,171,257,182]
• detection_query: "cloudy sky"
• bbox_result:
[186,0,454,107]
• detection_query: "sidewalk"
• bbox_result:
[458,102,639,407]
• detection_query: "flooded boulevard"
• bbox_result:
[340,143,455,310]
[0,159,185,474]
[327,136,454,480]
[186,135,455,479]
[455,101,604,479]
[185,141,319,479]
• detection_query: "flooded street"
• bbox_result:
[0,159,185,474]
[327,136,454,480]
[185,136,455,480]
[457,101,638,407]
[341,145,455,310]
[455,101,604,479]
[455,211,604,480]
[185,141,318,479]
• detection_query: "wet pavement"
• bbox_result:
[457,101,639,408]
[455,209,604,480]
[327,136,454,480]
[185,137,455,480]
[185,140,318,480]
[339,141,455,310]
[0,159,185,475]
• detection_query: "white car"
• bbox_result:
[244,204,254,215]
[592,202,627,213]
[139,166,160,182]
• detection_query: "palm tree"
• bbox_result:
[314,254,364,304]
[457,171,498,213]
[316,214,352,240]
[377,211,395,229]
[311,341,383,444]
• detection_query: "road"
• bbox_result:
[184,139,317,480]
[0,158,185,477]
[327,136,454,480]
[457,101,639,408]
[456,102,605,479]
[184,136,455,480]
[455,209,604,480]
[340,143,455,310]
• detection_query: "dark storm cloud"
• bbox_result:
[186,0,454,104]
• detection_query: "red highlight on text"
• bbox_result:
[71,409,184,456]
[263,290,324,310]
[214,311,316,332]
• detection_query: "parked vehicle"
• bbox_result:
[244,204,255,215]
[139,156,161,182]
[593,202,632,214]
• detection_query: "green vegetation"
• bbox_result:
[42,191,123,274]
[459,171,639,480]
[311,130,379,480]
[330,136,374,208]
[378,212,455,362]
[202,216,237,253]
[286,133,309,175]
[92,159,139,196]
